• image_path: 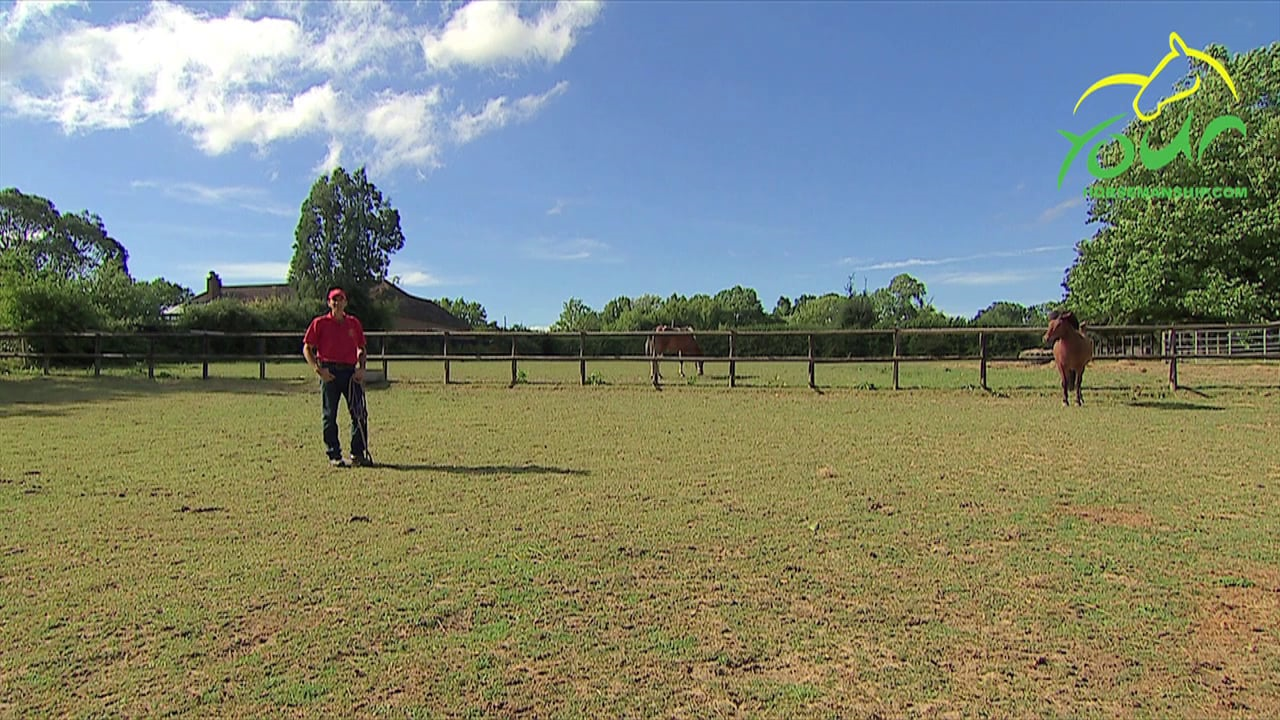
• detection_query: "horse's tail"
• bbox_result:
[644,335,653,357]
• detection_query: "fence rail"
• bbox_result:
[2,323,1277,391]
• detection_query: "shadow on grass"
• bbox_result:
[0,375,307,417]
[370,462,589,476]
[1125,400,1226,411]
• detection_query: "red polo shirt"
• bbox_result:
[304,313,366,365]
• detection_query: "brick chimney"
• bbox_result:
[207,271,222,299]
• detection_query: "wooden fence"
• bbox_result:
[2,323,1277,391]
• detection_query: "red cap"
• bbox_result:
[328,288,346,301]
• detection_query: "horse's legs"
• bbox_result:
[1060,368,1072,406]
[1075,366,1086,406]
[697,360,704,376]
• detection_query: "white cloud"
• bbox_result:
[131,179,293,217]
[931,270,1048,286]
[387,261,476,288]
[546,199,566,215]
[0,1,599,177]
[421,0,602,71]
[189,261,290,282]
[313,138,344,176]
[396,271,444,287]
[0,0,84,37]
[451,80,568,144]
[524,237,609,261]
[1038,197,1083,224]
[846,245,1071,272]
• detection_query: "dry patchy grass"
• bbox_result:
[1,365,1277,718]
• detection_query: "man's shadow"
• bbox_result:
[367,462,589,476]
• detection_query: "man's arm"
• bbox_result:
[303,342,334,381]
[353,318,368,379]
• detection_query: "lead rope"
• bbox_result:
[350,373,372,464]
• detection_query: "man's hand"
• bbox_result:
[317,367,335,382]
[354,367,366,384]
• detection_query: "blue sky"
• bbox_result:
[1,1,1275,328]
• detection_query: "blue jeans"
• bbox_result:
[320,365,367,460]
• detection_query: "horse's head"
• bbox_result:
[1045,311,1079,343]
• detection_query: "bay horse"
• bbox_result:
[1044,311,1094,406]
[646,325,705,378]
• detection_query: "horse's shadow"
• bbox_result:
[368,462,589,476]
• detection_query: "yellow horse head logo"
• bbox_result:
[1073,32,1239,122]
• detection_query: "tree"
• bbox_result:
[87,264,190,330]
[436,297,488,328]
[1063,41,1279,323]
[713,285,766,326]
[841,293,878,329]
[789,293,847,326]
[972,301,1047,327]
[551,297,601,331]
[872,273,929,326]
[288,167,406,310]
[600,296,633,326]
[1,187,129,279]
[773,296,793,318]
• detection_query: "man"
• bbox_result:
[302,287,371,467]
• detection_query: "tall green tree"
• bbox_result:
[1063,41,1279,323]
[1,187,129,279]
[288,167,406,309]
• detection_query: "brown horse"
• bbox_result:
[646,325,705,378]
[1045,311,1094,406]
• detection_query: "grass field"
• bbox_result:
[2,359,1278,718]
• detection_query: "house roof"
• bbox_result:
[189,283,294,304]
[372,281,471,331]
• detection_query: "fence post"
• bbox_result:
[147,337,155,380]
[42,334,49,376]
[579,331,587,386]
[892,329,900,391]
[651,331,660,388]
[202,334,209,380]
[509,336,518,388]
[979,331,988,390]
[728,330,736,388]
[94,333,101,377]
[381,336,389,382]
[258,337,266,379]
[807,334,815,389]
[443,333,450,385]
[1168,328,1178,391]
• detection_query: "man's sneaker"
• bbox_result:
[350,455,374,467]
[330,457,348,468]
